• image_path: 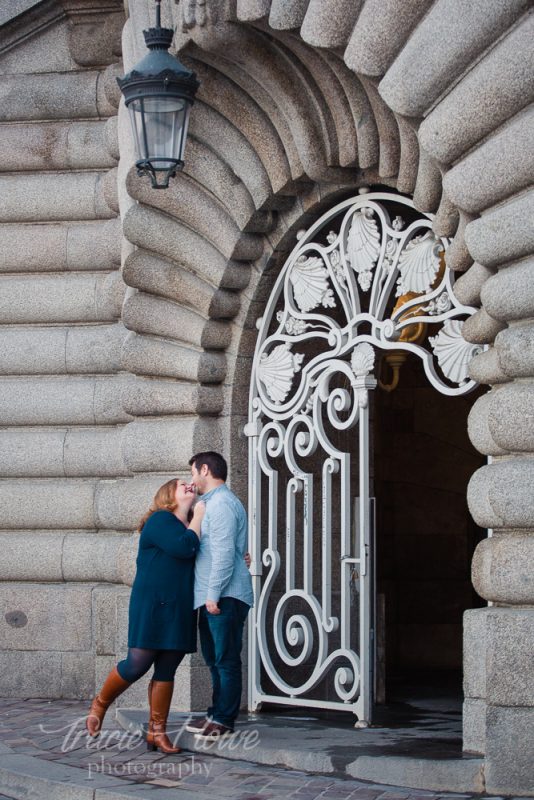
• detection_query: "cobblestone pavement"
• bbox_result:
[0,698,513,800]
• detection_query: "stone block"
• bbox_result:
[444,211,473,271]
[468,346,508,386]
[412,147,442,214]
[123,204,244,290]
[95,474,175,531]
[467,391,506,457]
[62,533,126,583]
[0,532,64,581]
[462,308,505,345]
[60,651,95,699]
[0,273,120,325]
[0,10,75,73]
[93,376,133,425]
[486,607,534,705]
[115,591,130,655]
[348,753,485,793]
[95,654,118,691]
[64,322,127,374]
[0,479,97,529]
[121,377,221,417]
[0,583,92,651]
[268,0,307,29]
[0,327,67,375]
[117,534,140,587]
[0,219,121,273]
[473,535,534,605]
[345,0,431,77]
[68,9,124,68]
[122,250,220,317]
[0,71,103,122]
[127,169,262,262]
[0,173,115,223]
[1,120,116,172]
[463,698,486,755]
[377,0,530,116]
[122,290,230,350]
[467,459,534,529]
[419,11,534,165]
[0,376,128,426]
[63,427,126,477]
[93,585,125,656]
[463,608,487,700]
[67,219,122,271]
[121,417,198,473]
[482,257,534,323]
[486,382,534,452]
[495,324,534,380]
[0,428,66,476]
[121,331,226,383]
[0,650,62,698]
[465,190,534,269]
[453,261,494,307]
[300,0,362,49]
[485,705,534,795]
[443,107,534,214]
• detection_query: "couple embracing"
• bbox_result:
[85,451,253,753]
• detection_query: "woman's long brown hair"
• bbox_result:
[138,478,179,532]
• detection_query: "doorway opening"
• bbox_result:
[373,352,486,714]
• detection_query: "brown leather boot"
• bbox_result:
[86,666,131,737]
[146,678,154,738]
[146,680,181,754]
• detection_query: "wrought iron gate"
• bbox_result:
[245,190,479,723]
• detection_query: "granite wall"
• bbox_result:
[1,0,533,793]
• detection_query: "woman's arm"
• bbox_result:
[187,501,205,539]
[144,511,200,559]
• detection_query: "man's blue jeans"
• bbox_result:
[198,597,250,730]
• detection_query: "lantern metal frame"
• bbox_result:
[117,0,199,189]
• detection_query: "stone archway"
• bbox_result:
[117,1,534,792]
[241,189,480,723]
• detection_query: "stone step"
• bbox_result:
[117,708,486,793]
[0,746,215,800]
[347,754,485,794]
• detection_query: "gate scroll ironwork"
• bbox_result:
[245,190,479,723]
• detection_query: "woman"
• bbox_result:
[85,478,205,754]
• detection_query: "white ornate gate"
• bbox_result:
[245,190,480,723]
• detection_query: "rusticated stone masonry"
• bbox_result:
[118,1,534,794]
[0,0,533,794]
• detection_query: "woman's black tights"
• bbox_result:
[116,648,186,683]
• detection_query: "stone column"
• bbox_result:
[459,187,534,794]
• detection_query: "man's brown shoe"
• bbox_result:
[194,721,234,741]
[184,716,211,734]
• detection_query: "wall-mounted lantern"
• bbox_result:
[117,0,200,189]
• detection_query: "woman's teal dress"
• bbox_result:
[127,510,200,651]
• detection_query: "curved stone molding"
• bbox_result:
[468,459,534,529]
[0,532,130,584]
[472,535,534,605]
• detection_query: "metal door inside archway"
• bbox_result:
[244,190,480,725]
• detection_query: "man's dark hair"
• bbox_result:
[189,451,228,482]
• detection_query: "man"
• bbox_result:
[185,451,254,740]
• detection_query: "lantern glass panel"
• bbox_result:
[128,96,189,170]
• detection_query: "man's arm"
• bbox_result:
[205,501,238,613]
